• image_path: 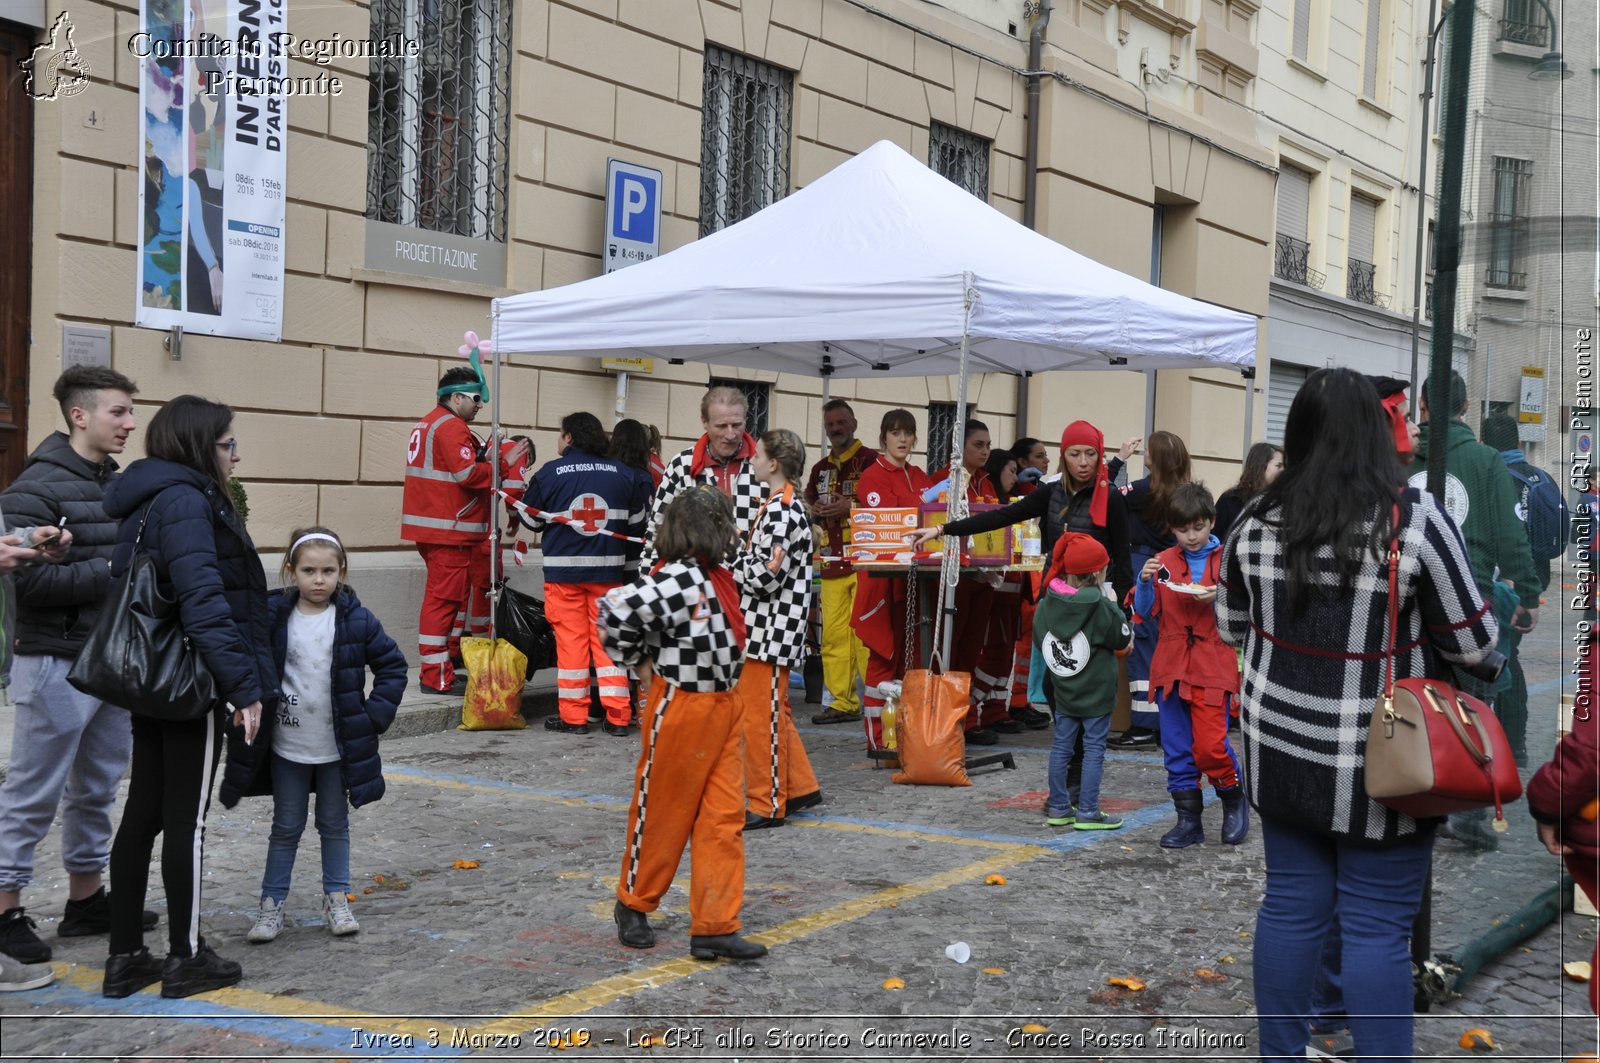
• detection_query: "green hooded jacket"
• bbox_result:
[1410,418,1540,610]
[1032,584,1134,717]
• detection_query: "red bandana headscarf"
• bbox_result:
[1059,420,1109,527]
[1043,531,1111,590]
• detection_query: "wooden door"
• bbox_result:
[0,22,34,490]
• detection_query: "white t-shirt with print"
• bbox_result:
[274,606,339,764]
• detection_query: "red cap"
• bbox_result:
[1044,531,1110,587]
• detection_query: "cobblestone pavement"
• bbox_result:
[0,572,1596,1061]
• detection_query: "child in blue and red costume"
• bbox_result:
[1133,482,1246,848]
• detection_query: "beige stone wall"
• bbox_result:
[29,0,1270,561]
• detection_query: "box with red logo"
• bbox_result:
[919,502,1010,565]
[848,507,937,567]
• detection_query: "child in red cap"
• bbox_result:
[1033,533,1134,829]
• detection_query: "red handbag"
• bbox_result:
[1364,508,1522,825]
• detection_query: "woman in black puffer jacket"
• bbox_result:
[99,395,277,1000]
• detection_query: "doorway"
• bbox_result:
[0,21,35,489]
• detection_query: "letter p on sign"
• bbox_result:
[611,171,656,243]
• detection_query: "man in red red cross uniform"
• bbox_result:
[402,364,528,694]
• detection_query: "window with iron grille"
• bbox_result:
[700,47,792,237]
[929,123,990,199]
[708,378,770,436]
[1500,0,1549,47]
[1275,165,1311,284]
[366,0,511,241]
[926,401,957,476]
[1347,193,1379,305]
[1487,156,1532,290]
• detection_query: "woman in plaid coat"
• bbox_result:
[1217,368,1498,1063]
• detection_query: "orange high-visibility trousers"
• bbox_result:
[547,582,631,726]
[617,675,746,937]
[737,660,820,819]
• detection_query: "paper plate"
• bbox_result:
[1165,582,1211,596]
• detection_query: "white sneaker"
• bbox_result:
[0,952,53,991]
[247,896,285,943]
[322,892,359,936]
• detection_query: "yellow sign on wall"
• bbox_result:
[1520,366,1545,425]
[601,357,655,374]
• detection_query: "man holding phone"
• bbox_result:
[0,366,156,984]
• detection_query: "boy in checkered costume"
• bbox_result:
[600,486,768,962]
[734,429,822,830]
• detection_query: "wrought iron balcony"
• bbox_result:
[1486,266,1528,290]
[1499,16,1549,48]
[1348,259,1378,305]
[1275,234,1310,284]
[1424,280,1433,320]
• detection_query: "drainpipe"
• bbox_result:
[1020,0,1052,437]
[1022,0,1053,232]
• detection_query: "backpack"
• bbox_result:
[1504,459,1569,561]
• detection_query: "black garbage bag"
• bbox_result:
[494,584,557,678]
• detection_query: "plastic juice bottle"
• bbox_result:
[882,701,897,750]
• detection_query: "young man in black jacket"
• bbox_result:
[0,366,153,983]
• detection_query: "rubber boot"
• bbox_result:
[1159,789,1205,849]
[1217,785,1250,845]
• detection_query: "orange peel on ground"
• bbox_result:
[1020,1024,1049,1034]
[1458,1028,1497,1050]
[1194,968,1228,983]
[982,967,1006,975]
[881,977,905,990]
[451,859,481,869]
[1106,976,1147,991]
[1564,960,1593,982]
[984,873,1008,886]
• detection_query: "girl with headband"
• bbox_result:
[219,526,408,946]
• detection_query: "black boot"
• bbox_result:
[613,902,655,949]
[1159,789,1205,849]
[1217,786,1250,845]
[689,933,768,961]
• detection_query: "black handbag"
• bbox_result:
[67,499,219,721]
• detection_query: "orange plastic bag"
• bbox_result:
[892,668,972,786]
[458,637,528,731]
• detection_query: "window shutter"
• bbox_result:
[1277,166,1311,242]
[1349,195,1378,263]
[1292,0,1312,60]
[1267,361,1310,445]
[1363,0,1383,99]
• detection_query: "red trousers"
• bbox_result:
[737,660,820,818]
[1569,852,1600,1014]
[968,579,1020,730]
[862,594,919,751]
[416,542,490,690]
[547,582,630,726]
[617,676,745,937]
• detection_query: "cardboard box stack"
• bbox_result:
[848,507,924,567]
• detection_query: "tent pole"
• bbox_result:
[1241,367,1257,457]
[488,308,503,642]
[941,277,976,666]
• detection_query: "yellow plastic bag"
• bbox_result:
[458,637,527,731]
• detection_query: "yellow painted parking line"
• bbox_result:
[480,842,1051,1035]
[51,963,438,1040]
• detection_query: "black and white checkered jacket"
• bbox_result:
[734,490,815,669]
[599,561,744,692]
[641,447,764,568]
[1217,488,1498,844]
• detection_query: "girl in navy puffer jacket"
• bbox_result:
[219,527,406,944]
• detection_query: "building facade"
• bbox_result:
[8,0,1274,652]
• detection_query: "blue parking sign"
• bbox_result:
[605,160,663,273]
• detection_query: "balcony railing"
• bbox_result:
[1486,266,1528,290]
[1424,279,1433,320]
[1348,259,1377,305]
[1274,234,1325,289]
[1499,16,1549,48]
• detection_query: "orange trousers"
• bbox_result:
[737,660,820,819]
[547,582,630,726]
[617,675,745,937]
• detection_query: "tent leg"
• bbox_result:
[615,371,629,425]
[1143,371,1157,465]
[1241,368,1257,457]
[488,311,503,643]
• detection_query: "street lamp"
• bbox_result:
[1526,0,1575,80]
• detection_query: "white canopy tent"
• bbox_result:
[492,139,1256,377]
[486,139,1258,657]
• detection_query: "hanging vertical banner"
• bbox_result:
[135,0,286,341]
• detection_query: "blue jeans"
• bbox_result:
[1047,713,1110,817]
[262,756,350,901]
[1254,814,1433,1062]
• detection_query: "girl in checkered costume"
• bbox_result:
[1216,368,1498,1061]
[599,486,768,962]
[735,430,822,830]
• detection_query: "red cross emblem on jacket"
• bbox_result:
[569,494,609,534]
